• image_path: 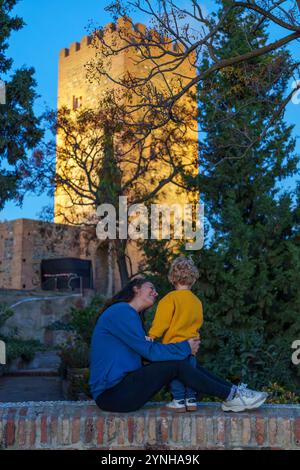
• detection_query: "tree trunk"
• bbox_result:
[115,240,130,287]
[106,241,114,298]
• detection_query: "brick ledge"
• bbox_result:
[0,402,299,450]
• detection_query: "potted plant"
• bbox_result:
[59,339,91,400]
[56,295,105,400]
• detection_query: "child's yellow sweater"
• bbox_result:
[148,290,203,344]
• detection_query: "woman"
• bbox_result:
[90,278,267,413]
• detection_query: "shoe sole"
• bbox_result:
[163,406,186,413]
[221,395,267,413]
[186,406,198,412]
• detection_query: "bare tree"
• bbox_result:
[20,92,197,287]
[86,1,300,143]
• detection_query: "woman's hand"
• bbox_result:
[188,337,200,355]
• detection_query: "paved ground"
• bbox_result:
[0,376,64,402]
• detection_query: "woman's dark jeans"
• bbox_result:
[96,358,233,412]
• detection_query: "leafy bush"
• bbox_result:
[59,338,91,399]
[262,383,300,404]
[3,337,44,363]
[54,295,106,345]
[0,303,44,363]
[47,295,105,344]
[59,338,90,370]
[53,295,105,400]
[66,367,92,400]
[149,382,300,405]
[0,303,13,329]
[150,387,172,403]
[197,323,300,393]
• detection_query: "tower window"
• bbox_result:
[73,96,82,110]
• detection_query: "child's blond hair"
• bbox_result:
[168,256,199,287]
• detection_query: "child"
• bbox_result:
[147,256,203,412]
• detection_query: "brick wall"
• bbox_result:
[0,402,299,450]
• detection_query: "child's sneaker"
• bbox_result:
[221,383,268,412]
[185,398,198,412]
[164,399,186,413]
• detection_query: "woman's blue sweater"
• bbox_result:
[89,302,191,400]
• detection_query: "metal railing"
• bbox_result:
[41,273,83,294]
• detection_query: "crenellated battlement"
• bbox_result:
[59,35,92,60]
[59,17,182,60]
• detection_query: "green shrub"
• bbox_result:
[148,382,300,405]
[3,338,44,363]
[59,338,90,370]
[67,368,92,399]
[262,383,300,404]
[47,295,105,345]
[0,303,44,363]
[59,338,91,399]
[0,303,13,329]
[197,326,300,393]
[53,295,105,400]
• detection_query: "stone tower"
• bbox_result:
[54,17,198,288]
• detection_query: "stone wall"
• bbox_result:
[0,402,299,450]
[0,219,122,294]
[0,219,81,290]
[0,289,94,346]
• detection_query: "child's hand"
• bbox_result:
[145,336,154,342]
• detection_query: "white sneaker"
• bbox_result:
[185,398,198,412]
[221,383,268,412]
[164,399,186,413]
